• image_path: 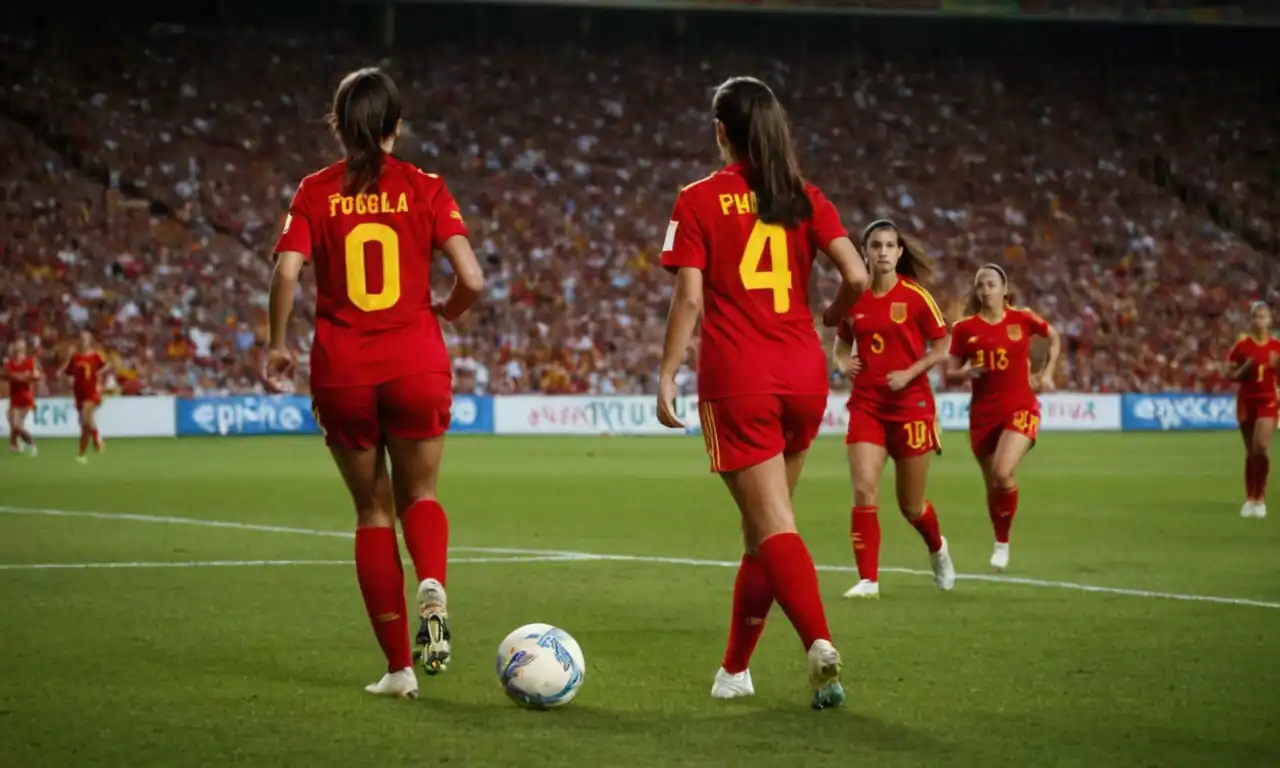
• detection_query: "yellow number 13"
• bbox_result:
[345,222,402,312]
[739,221,792,314]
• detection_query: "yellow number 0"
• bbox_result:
[903,420,928,451]
[739,221,792,313]
[345,222,402,312]
[1259,363,1268,383]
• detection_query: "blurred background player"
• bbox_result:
[836,220,955,600]
[265,67,485,699]
[947,264,1061,571]
[655,76,867,710]
[1227,301,1280,519]
[63,331,108,463]
[5,338,41,456]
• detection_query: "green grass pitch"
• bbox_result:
[1,433,1277,767]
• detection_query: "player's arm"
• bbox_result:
[943,326,979,385]
[656,191,706,429]
[832,319,856,377]
[436,236,485,321]
[807,190,868,327]
[429,181,485,321]
[888,287,950,390]
[1225,341,1253,381]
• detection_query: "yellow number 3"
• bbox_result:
[739,221,792,313]
[345,222,402,312]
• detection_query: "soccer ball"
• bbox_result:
[495,623,586,709]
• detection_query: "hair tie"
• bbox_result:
[976,263,1008,285]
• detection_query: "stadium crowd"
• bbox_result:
[0,22,1275,398]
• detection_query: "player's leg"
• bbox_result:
[892,420,955,590]
[845,410,889,598]
[313,385,416,698]
[1238,400,1259,516]
[706,396,843,709]
[87,400,103,452]
[987,428,1034,571]
[7,406,17,452]
[380,372,453,675]
[15,407,35,454]
[1248,413,1275,519]
[75,400,90,461]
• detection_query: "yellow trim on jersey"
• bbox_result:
[700,402,722,472]
[680,172,722,193]
[900,281,946,327]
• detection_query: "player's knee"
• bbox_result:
[991,466,1017,489]
[898,502,926,520]
[354,503,394,528]
[852,477,878,506]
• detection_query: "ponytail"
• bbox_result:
[328,67,402,196]
[713,76,812,229]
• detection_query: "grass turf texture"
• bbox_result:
[1,433,1277,767]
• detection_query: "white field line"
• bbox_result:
[2,505,1278,610]
[0,554,592,571]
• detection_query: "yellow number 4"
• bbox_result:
[345,222,402,312]
[739,221,792,314]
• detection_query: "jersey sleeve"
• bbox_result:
[274,181,313,259]
[909,284,948,342]
[948,320,969,358]
[807,186,848,252]
[660,190,708,272]
[1021,308,1051,338]
[1227,338,1246,365]
[428,178,469,248]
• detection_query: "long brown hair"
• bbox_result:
[860,220,936,283]
[964,263,1018,316]
[328,67,402,196]
[712,76,812,228]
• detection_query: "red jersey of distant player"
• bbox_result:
[950,307,1051,457]
[839,278,947,459]
[5,355,37,409]
[65,351,106,406]
[274,155,469,390]
[660,164,848,472]
[1228,334,1280,425]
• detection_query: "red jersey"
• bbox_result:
[274,155,469,388]
[1228,334,1280,402]
[839,277,947,420]
[65,351,105,396]
[5,356,36,402]
[950,308,1051,423]
[659,164,848,400]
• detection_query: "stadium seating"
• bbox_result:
[1,23,1275,396]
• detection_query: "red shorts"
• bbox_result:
[75,392,102,409]
[1238,398,1279,426]
[311,372,452,451]
[969,407,1040,458]
[846,408,941,460]
[8,393,34,410]
[698,394,827,473]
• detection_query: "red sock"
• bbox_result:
[400,498,449,586]
[721,554,773,674]
[78,427,90,455]
[850,505,881,582]
[756,532,831,651]
[988,486,1018,544]
[354,526,413,673]
[1257,455,1271,501]
[910,502,943,553]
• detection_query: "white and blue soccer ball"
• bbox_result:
[495,623,586,709]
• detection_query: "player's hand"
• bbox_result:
[656,376,685,429]
[958,362,984,379]
[1036,372,1056,393]
[264,347,296,394]
[821,306,843,328]
[885,369,912,391]
[845,355,864,376]
[430,300,451,322]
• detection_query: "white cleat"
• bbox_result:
[415,578,452,675]
[1240,501,1257,518]
[364,667,419,698]
[1254,502,1268,519]
[806,639,845,710]
[842,579,880,599]
[28,445,37,458]
[710,667,755,699]
[931,537,957,591]
[75,456,88,465]
[990,542,1010,572]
